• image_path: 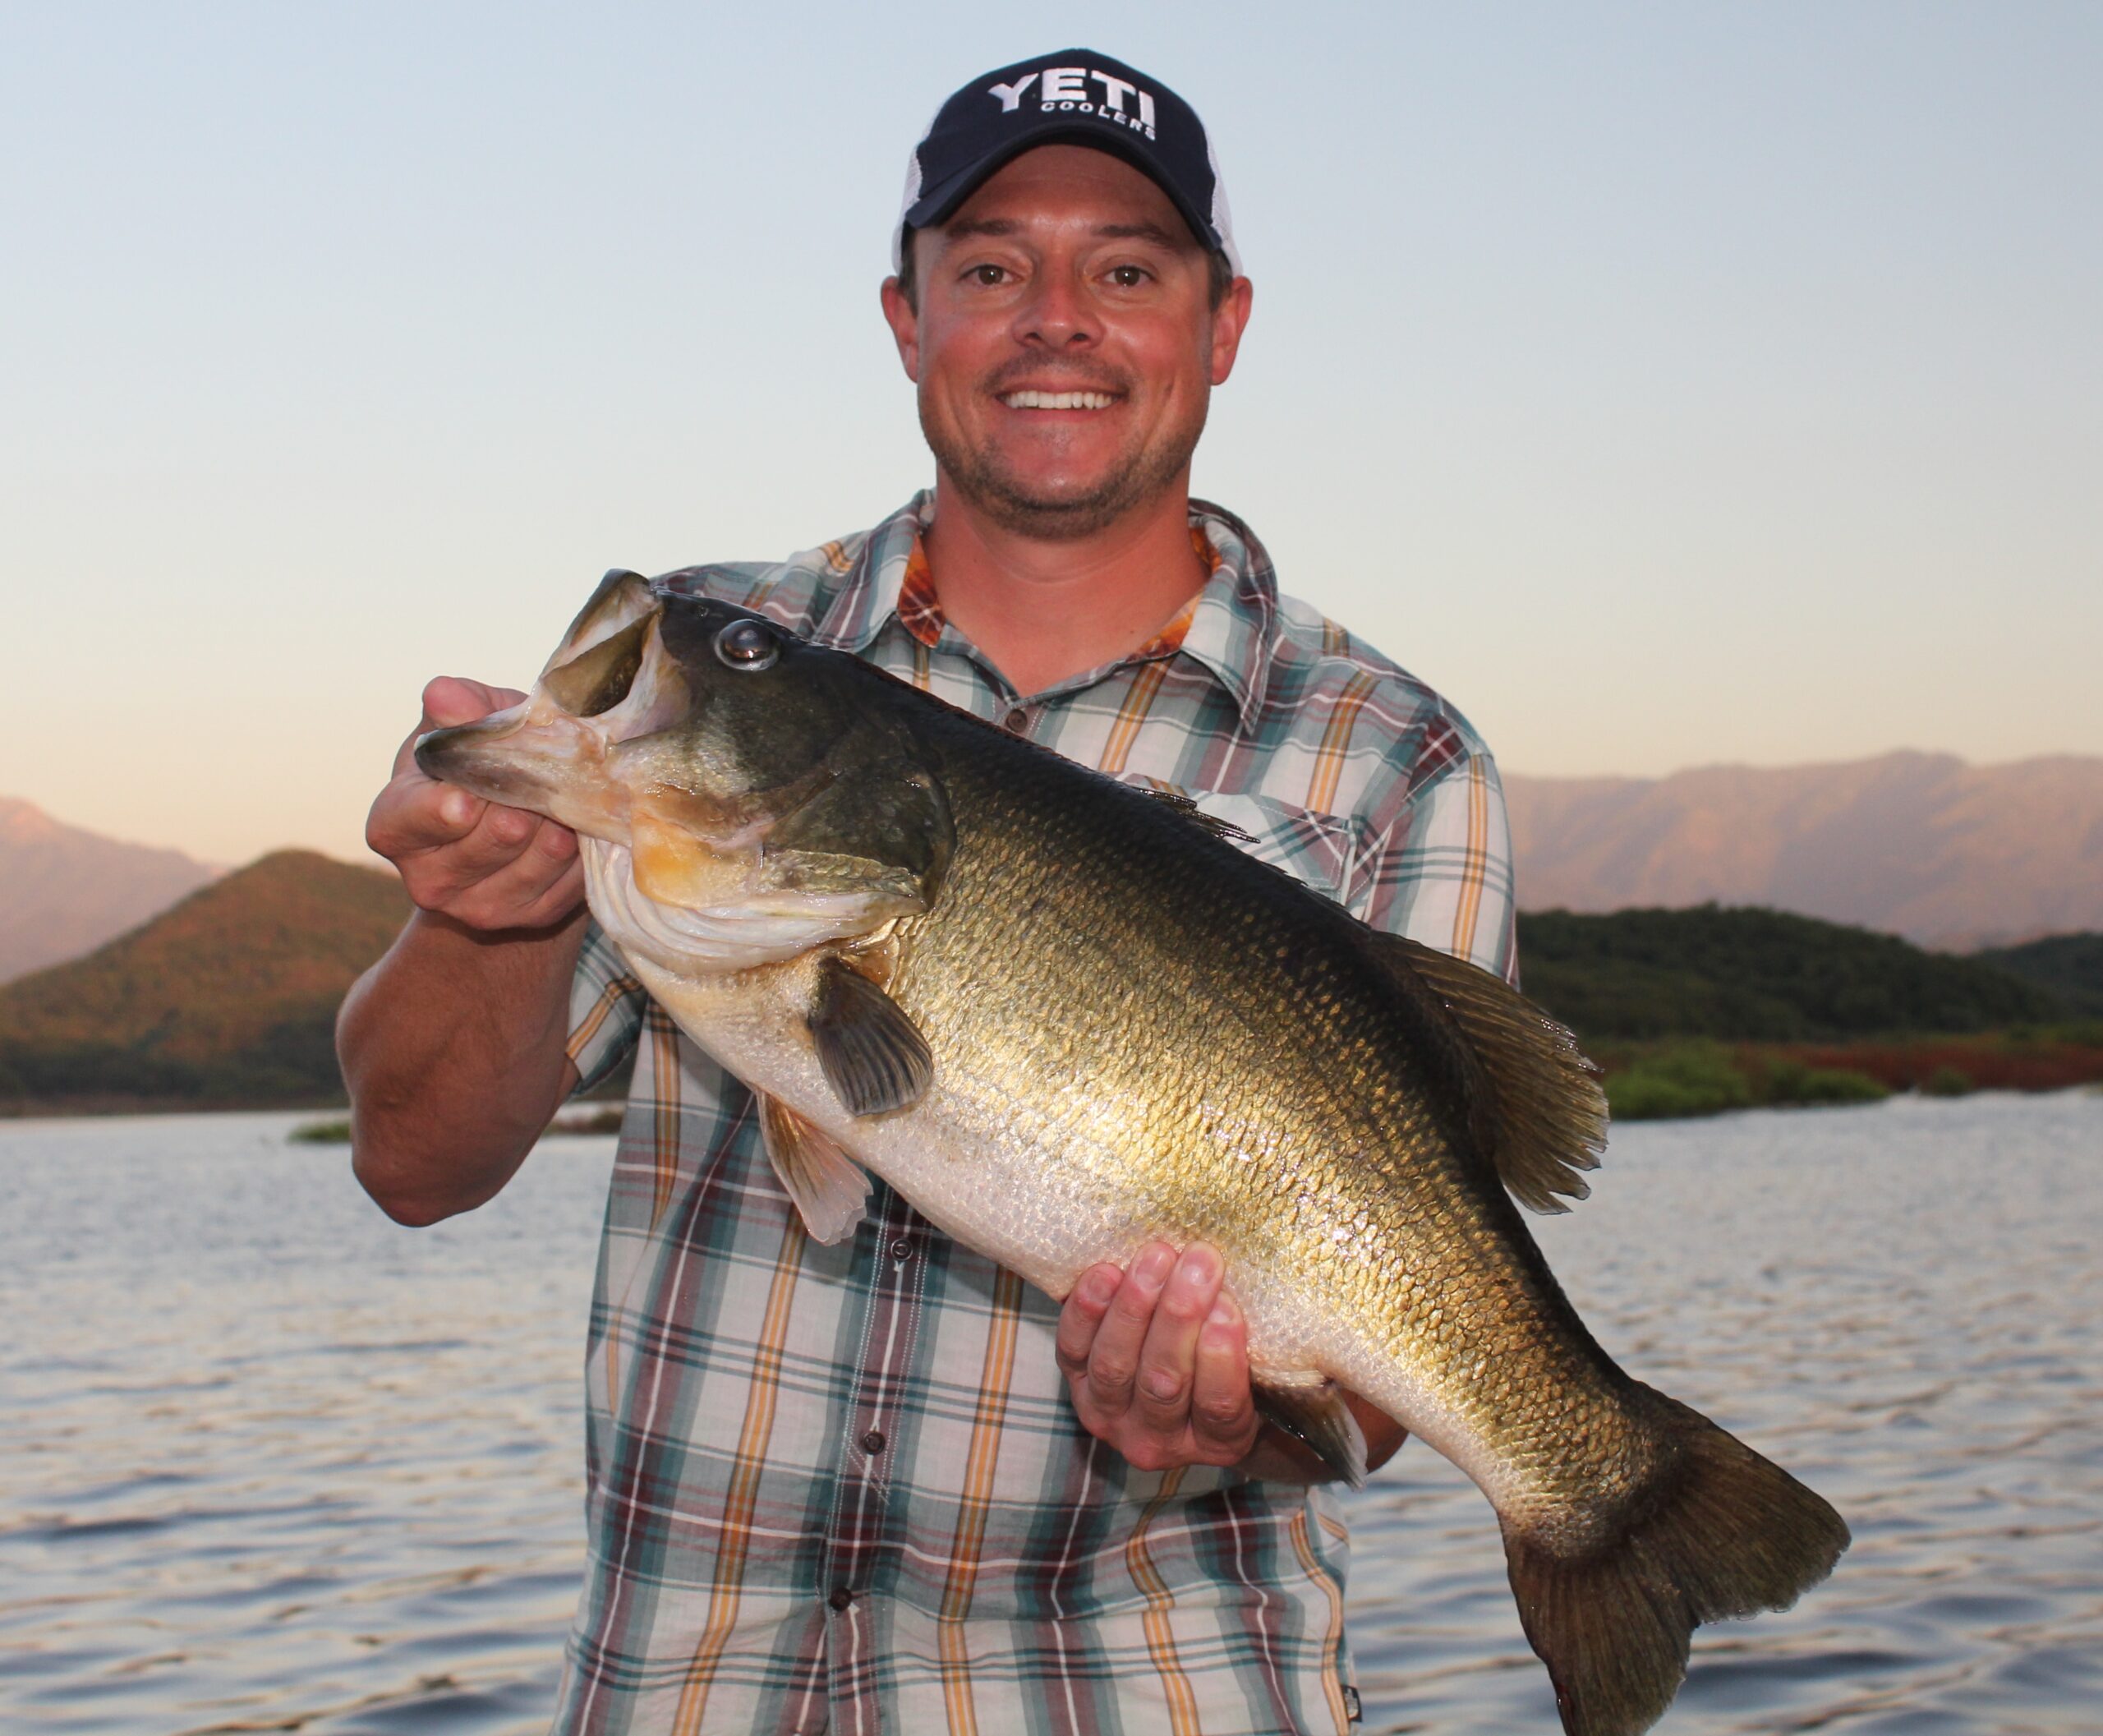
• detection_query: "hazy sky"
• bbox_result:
[5,3,2098,866]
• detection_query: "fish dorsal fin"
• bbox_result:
[757,1093,871,1245]
[1367,932,1608,1214]
[808,955,933,1117]
[1142,785,1255,845]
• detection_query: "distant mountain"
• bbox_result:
[0,850,410,1109]
[1974,932,2103,1018]
[1516,905,2067,1044]
[0,799,218,983]
[1504,752,2103,950]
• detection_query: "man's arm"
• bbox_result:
[338,677,589,1227]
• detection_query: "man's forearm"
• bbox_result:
[338,905,588,1225]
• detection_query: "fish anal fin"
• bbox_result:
[1249,1368,1369,1489]
[757,1093,871,1246]
[808,955,933,1117]
[1367,932,1608,1214]
[1502,1384,1849,1736]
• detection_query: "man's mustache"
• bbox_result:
[980,359,1134,397]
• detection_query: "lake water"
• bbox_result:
[2,1091,2098,1735]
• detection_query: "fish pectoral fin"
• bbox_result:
[1365,932,1609,1215]
[1249,1369,1369,1490]
[757,1094,871,1246]
[808,955,934,1117]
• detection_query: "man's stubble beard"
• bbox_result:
[922,390,1210,542]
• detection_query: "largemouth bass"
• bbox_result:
[417,570,1848,1736]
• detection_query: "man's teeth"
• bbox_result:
[1001,389,1116,410]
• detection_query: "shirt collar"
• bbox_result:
[812,490,1278,731]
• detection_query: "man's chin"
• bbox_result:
[934,444,1194,542]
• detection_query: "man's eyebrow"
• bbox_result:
[1093,221,1193,250]
[933,217,1194,249]
[939,218,1021,241]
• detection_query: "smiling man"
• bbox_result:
[343,48,1516,1736]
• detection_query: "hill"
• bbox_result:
[1973,932,2103,1018]
[0,850,411,1109]
[1516,904,2067,1043]
[0,798,217,983]
[1504,752,2103,950]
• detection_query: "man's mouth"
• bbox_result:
[998,389,1119,411]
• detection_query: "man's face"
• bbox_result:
[881,145,1251,541]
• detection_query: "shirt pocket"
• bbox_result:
[1118,778,1366,907]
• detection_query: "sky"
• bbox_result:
[3,2,2098,866]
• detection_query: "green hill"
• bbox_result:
[0,850,411,1109]
[1516,904,2067,1043]
[1972,932,2103,1018]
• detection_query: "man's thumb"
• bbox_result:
[421,675,527,730]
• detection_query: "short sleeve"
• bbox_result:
[565,919,647,1096]
[1350,752,1519,985]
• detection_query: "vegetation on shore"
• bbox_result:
[4,862,2100,1126]
[1518,908,2103,1120]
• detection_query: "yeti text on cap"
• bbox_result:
[987,65,1158,138]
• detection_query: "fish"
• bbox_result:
[416,569,1849,1736]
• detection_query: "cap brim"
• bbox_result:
[901,125,1222,266]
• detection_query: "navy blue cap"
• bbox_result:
[894,50,1240,275]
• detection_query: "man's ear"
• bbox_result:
[880,276,921,383]
[1208,276,1254,387]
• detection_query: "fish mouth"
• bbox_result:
[414,702,624,835]
[413,578,685,840]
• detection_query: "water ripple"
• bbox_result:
[3,1094,2099,1733]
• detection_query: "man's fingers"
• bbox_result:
[1083,1241,1175,1421]
[369,771,481,859]
[1133,1243,1222,1431]
[1055,1265,1121,1384]
[451,847,587,931]
[1189,1291,1257,1457]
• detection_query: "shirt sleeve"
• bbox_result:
[565,919,647,1096]
[1349,749,1520,985]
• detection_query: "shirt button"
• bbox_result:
[891,1238,913,1261]
[828,1586,854,1612]
[1003,706,1031,734]
[861,1428,886,1455]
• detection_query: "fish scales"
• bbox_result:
[414,573,1850,1736]
[888,729,1630,1493]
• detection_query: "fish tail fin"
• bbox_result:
[1502,1386,1849,1736]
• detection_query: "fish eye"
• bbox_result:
[713,618,779,671]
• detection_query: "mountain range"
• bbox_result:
[1503,751,2103,950]
[0,799,217,982]
[0,850,409,1108]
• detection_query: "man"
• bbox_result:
[343,49,1516,1736]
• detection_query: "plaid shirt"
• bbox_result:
[552,492,1516,1735]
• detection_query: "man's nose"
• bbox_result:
[1010,265,1101,348]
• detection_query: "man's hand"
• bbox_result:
[1056,1241,1261,1473]
[367,677,583,932]
[1056,1241,1413,1482]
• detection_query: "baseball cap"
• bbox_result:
[893,50,1240,276]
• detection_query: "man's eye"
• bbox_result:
[1107,265,1151,288]
[970,264,1010,286]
